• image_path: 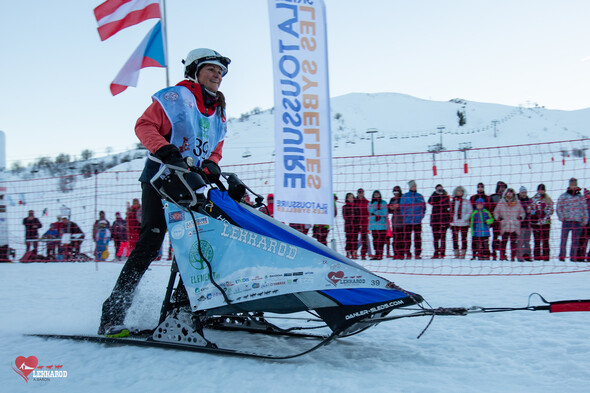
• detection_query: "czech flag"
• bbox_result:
[94,0,161,41]
[110,20,166,96]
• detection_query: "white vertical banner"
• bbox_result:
[268,0,334,226]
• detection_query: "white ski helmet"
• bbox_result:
[182,48,230,81]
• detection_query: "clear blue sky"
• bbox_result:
[2,0,589,167]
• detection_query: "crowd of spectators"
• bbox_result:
[339,178,589,262]
[22,198,144,262]
[20,177,589,264]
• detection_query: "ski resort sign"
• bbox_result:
[268,0,334,226]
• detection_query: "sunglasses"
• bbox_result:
[199,55,231,67]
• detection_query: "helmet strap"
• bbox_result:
[187,69,198,83]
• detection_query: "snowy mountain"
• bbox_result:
[5,92,589,176]
[221,92,590,165]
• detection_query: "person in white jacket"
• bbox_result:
[556,177,588,261]
[450,186,473,259]
[494,188,525,261]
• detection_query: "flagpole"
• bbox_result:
[161,0,170,87]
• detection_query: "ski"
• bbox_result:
[27,331,338,360]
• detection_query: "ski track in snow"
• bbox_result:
[1,262,589,393]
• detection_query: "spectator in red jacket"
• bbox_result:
[342,192,360,259]
[470,182,491,210]
[22,210,42,255]
[260,193,274,217]
[428,184,452,259]
[489,181,508,260]
[111,212,129,261]
[126,199,142,252]
[388,186,405,259]
[354,188,370,259]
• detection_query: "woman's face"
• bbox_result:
[373,192,381,199]
[346,194,354,203]
[198,64,223,92]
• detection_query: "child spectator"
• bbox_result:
[111,212,129,261]
[470,198,494,260]
[95,220,111,261]
[40,223,60,260]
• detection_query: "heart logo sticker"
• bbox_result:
[328,271,344,286]
[13,356,38,382]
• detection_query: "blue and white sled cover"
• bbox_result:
[164,189,421,331]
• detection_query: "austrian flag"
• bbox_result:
[94,0,161,41]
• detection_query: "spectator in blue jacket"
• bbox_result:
[368,190,388,260]
[400,180,426,259]
[470,198,494,260]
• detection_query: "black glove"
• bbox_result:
[201,159,221,182]
[155,144,187,169]
[226,173,246,201]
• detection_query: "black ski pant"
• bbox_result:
[371,230,387,259]
[431,224,449,257]
[392,226,405,259]
[491,222,501,258]
[403,224,422,258]
[451,225,469,252]
[500,231,518,260]
[100,183,167,330]
[532,224,551,260]
[357,227,369,258]
[345,229,358,255]
[472,236,490,260]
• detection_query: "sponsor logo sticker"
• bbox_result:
[189,240,214,270]
[170,224,185,239]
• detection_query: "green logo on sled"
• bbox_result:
[189,240,214,270]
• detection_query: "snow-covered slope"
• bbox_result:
[1,263,589,392]
[221,92,589,165]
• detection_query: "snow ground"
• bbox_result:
[1,262,589,393]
